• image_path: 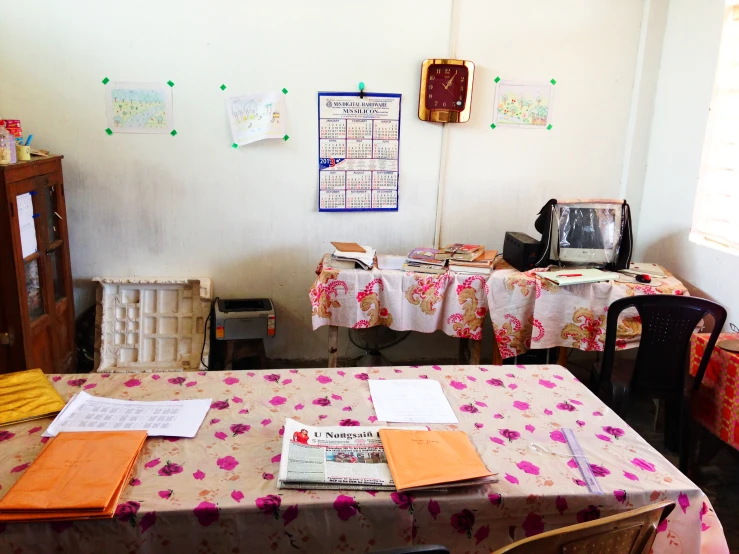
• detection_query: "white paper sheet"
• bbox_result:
[225,91,286,146]
[43,391,211,438]
[16,193,37,258]
[369,379,459,424]
[377,254,406,270]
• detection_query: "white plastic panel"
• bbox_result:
[94,278,212,372]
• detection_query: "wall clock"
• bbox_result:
[418,58,475,123]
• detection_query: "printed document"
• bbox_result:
[43,391,211,438]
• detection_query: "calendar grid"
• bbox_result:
[318,92,401,212]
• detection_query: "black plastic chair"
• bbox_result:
[589,295,726,473]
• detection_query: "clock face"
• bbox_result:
[425,64,469,111]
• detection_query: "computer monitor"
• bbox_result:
[549,204,622,266]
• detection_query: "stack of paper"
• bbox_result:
[538,268,619,286]
[368,379,458,424]
[0,431,147,522]
[379,429,495,492]
[404,248,448,275]
[622,262,666,278]
[0,369,66,427]
[331,242,376,270]
[376,254,406,271]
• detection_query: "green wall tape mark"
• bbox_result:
[494,76,501,83]
[283,135,290,141]
[220,84,227,91]
[102,77,109,85]
[547,124,553,130]
[282,88,288,94]
[105,128,113,135]
[550,78,557,85]
[167,80,175,87]
[170,130,177,136]
[490,123,496,130]
[232,143,238,148]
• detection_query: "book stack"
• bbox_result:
[445,246,498,276]
[403,248,447,275]
[437,243,486,262]
[331,242,376,270]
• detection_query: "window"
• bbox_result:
[690,3,739,254]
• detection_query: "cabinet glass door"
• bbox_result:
[24,257,45,320]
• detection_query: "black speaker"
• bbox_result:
[503,232,540,272]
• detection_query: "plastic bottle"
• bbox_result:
[0,124,16,165]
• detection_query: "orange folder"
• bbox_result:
[379,429,493,492]
[0,430,147,521]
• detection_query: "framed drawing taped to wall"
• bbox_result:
[105,81,174,134]
[492,80,555,130]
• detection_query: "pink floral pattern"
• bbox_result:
[489,259,689,358]
[0,366,725,554]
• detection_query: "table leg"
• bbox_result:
[328,326,339,368]
[458,338,469,364]
[492,339,503,365]
[225,341,235,370]
[557,347,569,366]
[470,340,481,365]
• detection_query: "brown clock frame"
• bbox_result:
[418,58,475,123]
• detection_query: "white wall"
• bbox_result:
[636,0,739,324]
[439,0,646,245]
[0,1,653,361]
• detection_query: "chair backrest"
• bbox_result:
[491,501,674,554]
[599,295,726,395]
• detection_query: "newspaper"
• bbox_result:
[277,418,422,490]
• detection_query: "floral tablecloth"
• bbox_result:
[488,261,689,359]
[311,255,489,340]
[0,366,726,553]
[691,333,739,452]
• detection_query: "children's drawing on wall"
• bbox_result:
[225,91,287,146]
[493,81,554,129]
[105,82,174,134]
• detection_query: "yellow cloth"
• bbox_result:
[0,430,147,521]
[0,368,66,427]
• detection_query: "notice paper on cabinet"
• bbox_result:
[16,193,37,258]
[318,92,401,212]
[43,391,211,438]
[369,379,459,424]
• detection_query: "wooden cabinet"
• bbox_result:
[0,156,76,374]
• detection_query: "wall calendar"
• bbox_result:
[318,92,401,212]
